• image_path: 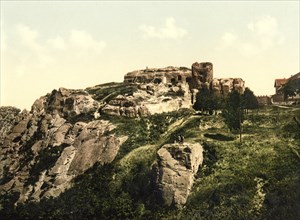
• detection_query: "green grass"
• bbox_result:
[1,106,300,219]
[85,82,138,103]
[177,106,300,220]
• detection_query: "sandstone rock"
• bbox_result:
[221,78,233,95]
[123,62,245,99]
[233,78,245,94]
[124,66,192,85]
[0,88,126,203]
[46,87,100,118]
[212,78,222,94]
[69,120,124,175]
[101,82,192,117]
[155,143,203,208]
[0,106,21,145]
[191,62,213,89]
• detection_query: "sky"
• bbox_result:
[1,0,299,110]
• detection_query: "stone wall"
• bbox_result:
[124,62,245,96]
[124,67,192,85]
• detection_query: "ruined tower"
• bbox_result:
[190,62,213,90]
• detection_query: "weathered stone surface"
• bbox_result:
[34,87,100,118]
[220,78,245,95]
[155,143,203,208]
[212,78,222,94]
[0,88,127,203]
[191,62,213,89]
[233,78,245,94]
[68,120,124,175]
[124,66,192,85]
[123,62,245,100]
[101,83,192,117]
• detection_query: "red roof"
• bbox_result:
[288,72,300,81]
[274,78,287,87]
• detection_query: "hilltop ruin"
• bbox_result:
[124,62,245,97]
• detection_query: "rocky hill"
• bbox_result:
[1,62,300,219]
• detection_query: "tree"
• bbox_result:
[222,90,243,142]
[241,87,259,113]
[193,88,223,115]
[282,83,296,101]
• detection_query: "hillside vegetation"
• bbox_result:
[1,105,300,219]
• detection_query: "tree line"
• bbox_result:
[193,87,259,142]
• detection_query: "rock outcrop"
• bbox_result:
[123,62,245,99]
[124,66,192,85]
[155,143,203,208]
[33,87,100,118]
[0,106,21,146]
[0,88,127,203]
[101,83,192,117]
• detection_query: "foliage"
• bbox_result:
[282,83,296,101]
[242,87,259,111]
[193,88,223,114]
[1,104,300,219]
[285,78,300,95]
[104,108,194,158]
[222,90,243,132]
[85,82,138,103]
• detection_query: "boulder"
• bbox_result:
[46,87,100,118]
[155,143,203,208]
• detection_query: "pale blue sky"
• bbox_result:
[1,1,299,109]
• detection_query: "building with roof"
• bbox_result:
[272,72,300,103]
[274,78,288,94]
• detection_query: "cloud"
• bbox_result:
[247,15,284,49]
[4,24,106,78]
[140,17,187,39]
[47,36,66,50]
[217,15,285,56]
[69,30,106,53]
[218,32,238,50]
[16,24,39,47]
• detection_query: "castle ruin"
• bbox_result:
[124,62,245,96]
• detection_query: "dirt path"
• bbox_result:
[273,105,299,111]
[159,114,200,146]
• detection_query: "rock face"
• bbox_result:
[124,66,192,85]
[0,88,127,203]
[0,107,21,146]
[34,87,100,118]
[155,143,203,208]
[101,82,192,117]
[123,62,245,99]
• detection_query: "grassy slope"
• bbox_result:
[1,105,300,219]
[177,106,300,220]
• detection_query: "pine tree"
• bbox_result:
[222,90,243,142]
[242,87,259,113]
